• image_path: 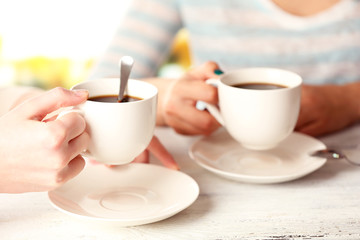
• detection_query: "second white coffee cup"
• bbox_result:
[204,68,302,150]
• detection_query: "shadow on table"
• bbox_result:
[286,158,357,185]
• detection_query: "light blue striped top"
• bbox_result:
[89,0,360,85]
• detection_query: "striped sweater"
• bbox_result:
[89,0,360,85]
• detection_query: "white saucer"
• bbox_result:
[48,163,199,226]
[189,128,327,184]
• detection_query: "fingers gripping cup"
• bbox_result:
[71,78,157,165]
[204,68,302,150]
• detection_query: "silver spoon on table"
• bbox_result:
[311,148,360,166]
[118,56,134,102]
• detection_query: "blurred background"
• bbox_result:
[0,0,190,90]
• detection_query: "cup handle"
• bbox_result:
[196,79,225,126]
[56,107,84,120]
[56,107,92,158]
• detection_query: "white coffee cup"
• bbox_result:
[70,78,157,165]
[204,68,302,150]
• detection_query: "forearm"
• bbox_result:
[143,77,175,126]
[342,81,360,122]
[0,86,44,116]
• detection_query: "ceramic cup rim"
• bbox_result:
[219,67,303,91]
[71,78,158,105]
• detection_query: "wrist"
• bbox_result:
[343,81,360,121]
[143,77,175,126]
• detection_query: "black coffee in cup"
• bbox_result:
[88,94,143,103]
[232,83,287,90]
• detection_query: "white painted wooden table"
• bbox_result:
[1,125,360,240]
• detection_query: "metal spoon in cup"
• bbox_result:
[118,56,134,102]
[311,148,360,166]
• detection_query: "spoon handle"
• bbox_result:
[118,56,134,101]
[311,149,345,159]
[311,149,360,166]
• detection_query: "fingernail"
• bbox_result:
[171,164,180,171]
[214,69,224,75]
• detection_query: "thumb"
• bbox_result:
[14,87,88,121]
